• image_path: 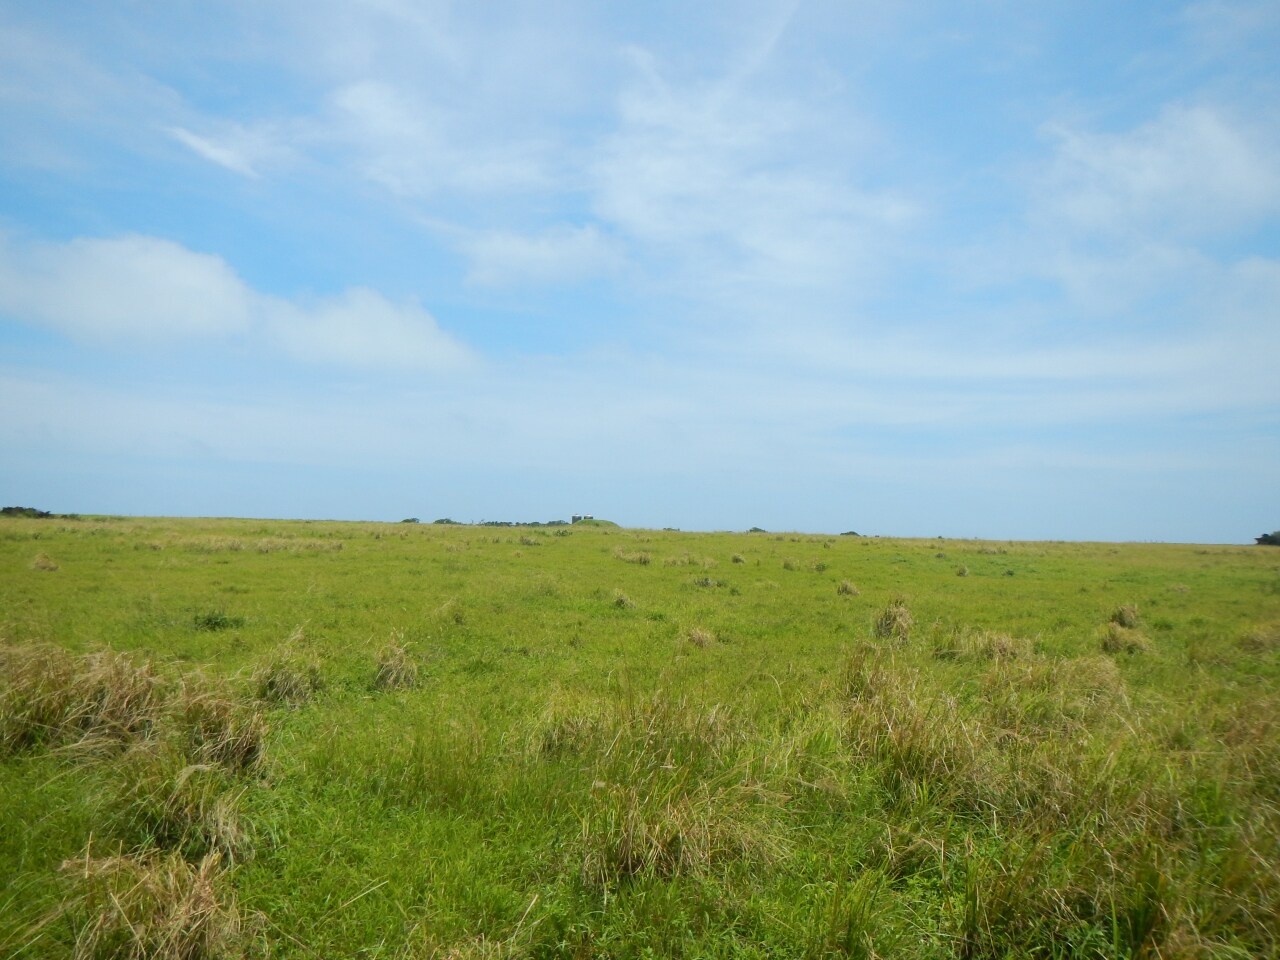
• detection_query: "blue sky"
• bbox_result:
[1,1,1277,541]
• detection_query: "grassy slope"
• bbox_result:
[2,516,1278,958]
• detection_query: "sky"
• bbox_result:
[1,1,1277,542]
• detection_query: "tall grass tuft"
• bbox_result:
[0,645,167,754]
[873,598,913,642]
[109,742,251,861]
[55,846,252,960]
[687,627,716,649]
[807,873,885,960]
[578,773,781,888]
[1110,604,1141,629]
[932,629,1032,662]
[1100,622,1152,655]
[172,683,266,773]
[253,652,322,708]
[373,635,420,691]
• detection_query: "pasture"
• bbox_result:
[2,515,1278,958]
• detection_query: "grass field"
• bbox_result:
[2,515,1278,958]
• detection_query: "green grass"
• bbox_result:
[2,516,1279,958]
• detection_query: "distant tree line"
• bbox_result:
[476,519,571,528]
[1258,531,1280,546]
[422,518,572,527]
[2,506,54,518]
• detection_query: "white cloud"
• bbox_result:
[0,234,254,339]
[267,287,475,372]
[0,233,473,372]
[1039,103,1280,239]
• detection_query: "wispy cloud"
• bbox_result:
[1038,104,1280,240]
[166,125,276,179]
[458,224,622,287]
[328,80,555,198]
[589,44,915,307]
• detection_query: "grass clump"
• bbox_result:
[252,652,322,708]
[578,774,781,889]
[108,743,250,861]
[982,655,1128,738]
[171,684,265,774]
[1110,603,1141,629]
[1101,622,1152,655]
[0,645,167,755]
[1238,623,1280,653]
[687,627,716,649]
[31,552,59,571]
[873,598,913,642]
[53,846,252,960]
[373,635,420,691]
[192,611,244,632]
[614,549,651,565]
[932,629,1032,662]
[611,589,635,609]
[842,663,990,808]
[837,579,859,596]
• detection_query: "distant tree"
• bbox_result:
[748,527,767,533]
[1256,531,1280,546]
[400,518,420,524]
[433,518,461,525]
